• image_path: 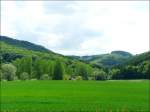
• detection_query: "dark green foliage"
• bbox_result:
[113,52,150,79]
[111,60,150,79]
[1,52,23,63]
[111,51,132,57]
[93,70,107,80]
[53,60,64,80]
[33,59,54,79]
[109,68,120,79]
[125,52,150,65]
[75,62,91,80]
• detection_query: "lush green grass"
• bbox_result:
[1,80,149,112]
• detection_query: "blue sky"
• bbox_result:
[1,1,149,56]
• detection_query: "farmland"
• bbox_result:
[1,80,149,112]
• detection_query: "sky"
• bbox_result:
[1,1,149,56]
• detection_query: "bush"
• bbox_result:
[20,72,29,80]
[1,64,17,81]
[75,76,83,80]
[40,74,49,80]
[31,79,37,81]
[63,75,70,80]
[14,76,18,80]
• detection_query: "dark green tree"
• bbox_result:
[53,60,64,80]
[33,59,54,79]
[93,70,107,80]
[76,63,89,80]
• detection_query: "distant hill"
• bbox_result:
[68,51,133,68]
[111,51,132,57]
[0,36,51,53]
[124,51,150,66]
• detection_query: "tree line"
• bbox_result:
[0,56,149,81]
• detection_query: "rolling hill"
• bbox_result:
[1,35,149,69]
[0,36,95,76]
[68,51,133,68]
[0,36,71,63]
[0,35,149,80]
[1,36,51,53]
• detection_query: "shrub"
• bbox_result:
[31,79,37,81]
[40,74,49,80]
[63,75,70,80]
[20,72,29,80]
[14,76,18,80]
[75,76,83,80]
[1,64,17,81]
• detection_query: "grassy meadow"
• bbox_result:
[1,80,149,112]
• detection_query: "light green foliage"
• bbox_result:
[75,76,82,80]
[75,62,90,80]
[20,72,29,80]
[40,74,49,80]
[13,57,32,78]
[33,59,54,79]
[1,64,16,81]
[0,70,2,81]
[63,74,70,80]
[14,76,18,80]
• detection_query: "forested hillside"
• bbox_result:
[0,36,95,81]
[110,51,150,79]
[69,51,133,68]
[1,36,51,52]
[0,36,149,81]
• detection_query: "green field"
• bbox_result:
[1,80,149,112]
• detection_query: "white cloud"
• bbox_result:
[80,1,149,55]
[1,1,149,56]
[36,33,67,48]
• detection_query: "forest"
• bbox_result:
[0,36,150,81]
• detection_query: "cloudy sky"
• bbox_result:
[1,1,149,56]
